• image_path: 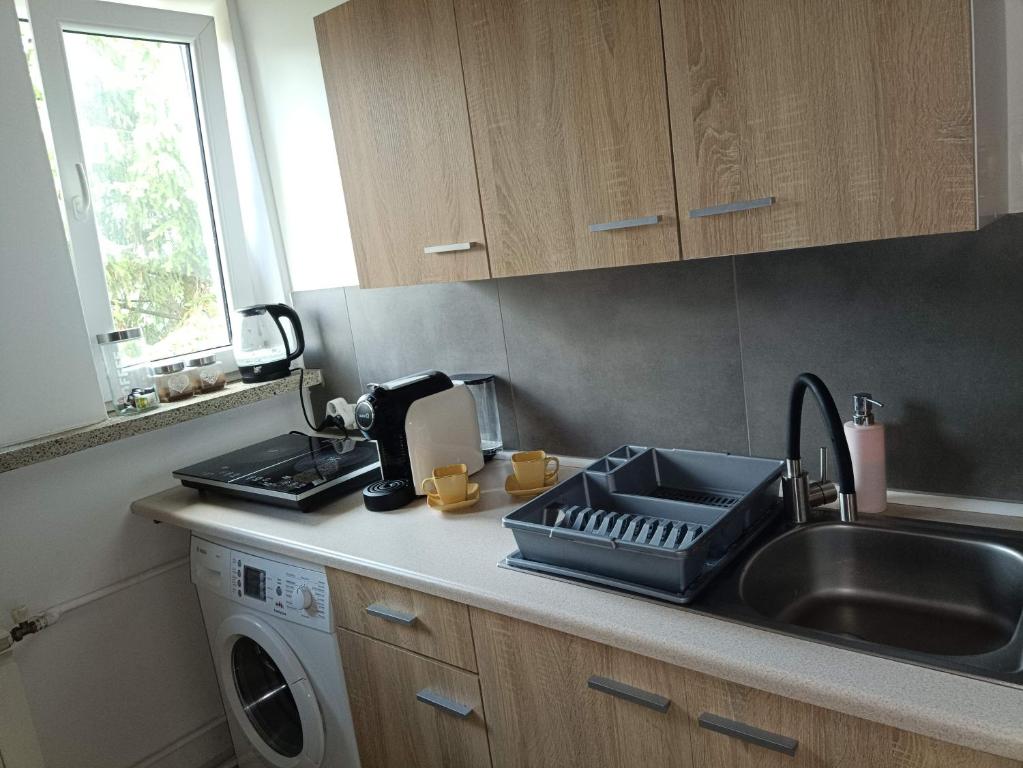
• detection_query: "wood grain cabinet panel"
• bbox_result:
[339,630,491,768]
[685,670,1020,768]
[470,608,693,768]
[454,0,680,277]
[328,569,477,671]
[315,0,489,288]
[661,0,979,259]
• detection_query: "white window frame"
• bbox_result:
[26,0,260,390]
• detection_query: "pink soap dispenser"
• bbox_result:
[844,393,886,513]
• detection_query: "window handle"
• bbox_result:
[416,689,473,718]
[72,162,92,220]
[365,603,417,626]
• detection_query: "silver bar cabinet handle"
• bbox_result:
[588,215,661,233]
[698,712,798,756]
[416,689,473,718]
[365,603,417,626]
[423,242,473,254]
[688,197,775,218]
[587,676,670,713]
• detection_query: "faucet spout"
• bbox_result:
[784,373,858,523]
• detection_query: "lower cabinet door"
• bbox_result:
[685,670,1021,768]
[470,608,693,768]
[338,629,491,768]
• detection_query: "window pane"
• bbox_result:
[63,32,230,359]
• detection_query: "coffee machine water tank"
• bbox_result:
[452,373,503,458]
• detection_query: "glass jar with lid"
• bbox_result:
[152,361,194,402]
[185,355,227,394]
[96,328,154,415]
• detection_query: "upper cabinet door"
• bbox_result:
[455,0,680,278]
[662,0,978,259]
[316,0,489,288]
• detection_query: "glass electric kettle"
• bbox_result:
[233,303,305,382]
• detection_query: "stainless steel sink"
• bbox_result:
[692,516,1023,685]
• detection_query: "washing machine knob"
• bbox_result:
[289,585,314,612]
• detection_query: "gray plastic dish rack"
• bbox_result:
[503,446,783,599]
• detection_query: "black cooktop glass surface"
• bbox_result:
[175,433,379,495]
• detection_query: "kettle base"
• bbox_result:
[239,359,293,383]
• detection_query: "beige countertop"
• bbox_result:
[131,457,1023,761]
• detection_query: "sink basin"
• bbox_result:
[738,523,1023,664]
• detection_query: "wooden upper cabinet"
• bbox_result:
[662,0,988,260]
[454,0,680,277]
[315,0,489,288]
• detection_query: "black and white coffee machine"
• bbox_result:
[354,371,483,511]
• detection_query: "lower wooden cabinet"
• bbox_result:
[470,608,692,768]
[469,608,1021,768]
[338,629,490,768]
[330,576,1019,768]
[685,670,1020,768]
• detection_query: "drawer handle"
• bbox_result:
[416,689,473,718]
[423,242,473,254]
[587,675,670,713]
[698,712,798,756]
[365,603,417,626]
[688,197,776,218]
[588,215,661,233]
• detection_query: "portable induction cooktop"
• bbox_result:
[173,433,381,510]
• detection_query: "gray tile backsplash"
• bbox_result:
[736,214,1023,499]
[293,287,362,416]
[498,258,748,458]
[294,213,1023,501]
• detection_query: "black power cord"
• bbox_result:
[293,367,349,438]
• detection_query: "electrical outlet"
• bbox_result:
[325,397,357,430]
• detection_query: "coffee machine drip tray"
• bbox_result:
[173,433,381,510]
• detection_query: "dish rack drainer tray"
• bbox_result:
[503,446,783,597]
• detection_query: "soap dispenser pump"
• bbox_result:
[844,393,886,513]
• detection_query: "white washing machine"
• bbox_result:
[190,535,361,768]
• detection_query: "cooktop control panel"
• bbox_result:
[191,536,330,632]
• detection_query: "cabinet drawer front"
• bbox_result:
[339,630,490,768]
[471,608,693,768]
[329,569,476,671]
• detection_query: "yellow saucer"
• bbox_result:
[427,482,480,512]
[505,473,558,499]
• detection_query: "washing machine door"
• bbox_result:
[215,614,326,768]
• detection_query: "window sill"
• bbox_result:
[0,369,322,474]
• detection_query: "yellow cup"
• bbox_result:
[511,450,559,489]
[421,463,469,504]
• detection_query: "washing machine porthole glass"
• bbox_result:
[231,636,304,758]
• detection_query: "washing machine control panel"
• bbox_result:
[227,551,330,631]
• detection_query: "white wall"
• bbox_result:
[232,0,358,291]
[1007,0,1023,211]
[1,394,307,768]
[0,2,324,764]
[0,0,106,447]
